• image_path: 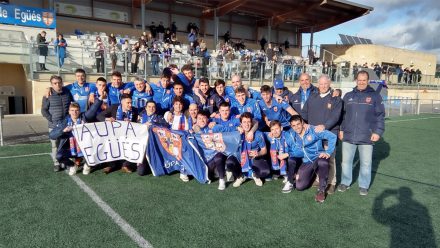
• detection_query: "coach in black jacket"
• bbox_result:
[302,74,342,194]
[338,71,385,196]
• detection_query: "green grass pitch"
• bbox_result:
[0,115,439,248]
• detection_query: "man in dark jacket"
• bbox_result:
[302,75,343,194]
[41,75,73,172]
[290,73,318,115]
[338,71,385,196]
[97,94,139,174]
[49,99,103,175]
[37,31,49,70]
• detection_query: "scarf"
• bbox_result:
[239,134,253,177]
[67,116,83,157]
[116,104,133,121]
[177,114,186,131]
[269,135,286,175]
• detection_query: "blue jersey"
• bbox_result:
[132,90,153,110]
[259,98,292,127]
[175,73,196,96]
[225,86,261,103]
[212,116,240,130]
[242,131,266,152]
[66,82,96,113]
[231,98,262,122]
[107,82,135,106]
[161,93,195,111]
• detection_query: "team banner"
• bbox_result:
[145,126,209,184]
[0,4,56,29]
[72,121,148,166]
[194,131,241,162]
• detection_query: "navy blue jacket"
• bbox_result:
[291,85,318,116]
[341,85,385,145]
[302,90,343,135]
[49,99,102,151]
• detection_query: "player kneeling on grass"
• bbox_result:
[226,112,270,188]
[284,115,336,203]
[192,110,232,190]
[49,99,103,176]
[266,120,290,183]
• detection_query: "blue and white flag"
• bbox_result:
[194,131,242,163]
[145,126,209,184]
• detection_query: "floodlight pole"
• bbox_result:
[267,18,272,44]
[214,9,219,50]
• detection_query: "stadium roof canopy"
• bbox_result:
[129,0,373,33]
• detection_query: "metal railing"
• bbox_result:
[383,98,440,117]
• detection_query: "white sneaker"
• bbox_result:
[180,173,189,182]
[218,179,226,191]
[282,176,288,184]
[68,165,78,176]
[253,176,263,187]
[226,171,234,182]
[282,182,294,193]
[82,163,91,175]
[232,177,245,188]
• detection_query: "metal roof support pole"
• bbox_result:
[141,0,146,32]
[309,26,314,52]
[267,18,272,44]
[48,0,54,10]
[214,9,219,50]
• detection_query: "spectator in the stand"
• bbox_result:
[157,21,165,41]
[54,34,67,68]
[224,31,231,44]
[138,43,147,74]
[171,21,177,35]
[109,40,118,72]
[150,43,161,76]
[260,36,267,50]
[95,36,105,73]
[171,33,178,45]
[121,39,130,72]
[188,28,197,45]
[131,42,140,73]
[108,33,117,44]
[164,29,172,44]
[353,63,359,80]
[37,31,49,71]
[163,43,172,63]
[374,63,381,78]
[284,39,290,53]
[396,65,403,84]
[138,35,147,47]
[308,48,315,65]
[149,22,157,38]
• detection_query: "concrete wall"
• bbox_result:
[321,44,437,75]
[0,64,32,113]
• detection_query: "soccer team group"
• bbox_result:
[42,64,385,203]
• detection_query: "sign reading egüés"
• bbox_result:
[0,4,56,29]
[72,121,149,166]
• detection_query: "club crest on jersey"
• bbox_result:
[225,98,230,102]
[85,87,89,92]
[210,99,214,105]
[247,107,251,112]
[273,106,278,112]
[366,97,372,103]
[307,135,313,141]
[327,103,332,109]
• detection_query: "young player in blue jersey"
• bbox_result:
[265,120,290,184]
[88,77,109,116]
[106,71,135,106]
[230,86,263,126]
[208,79,233,117]
[65,69,97,113]
[174,64,199,96]
[161,82,195,112]
[150,74,172,114]
[224,75,261,103]
[226,112,270,188]
[131,76,153,112]
[193,78,214,114]
[259,85,298,130]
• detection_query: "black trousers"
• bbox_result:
[225,156,270,179]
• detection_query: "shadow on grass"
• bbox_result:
[372,187,437,248]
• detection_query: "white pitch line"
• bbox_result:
[69,175,153,248]
[386,116,440,123]
[0,152,153,248]
[0,152,50,159]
